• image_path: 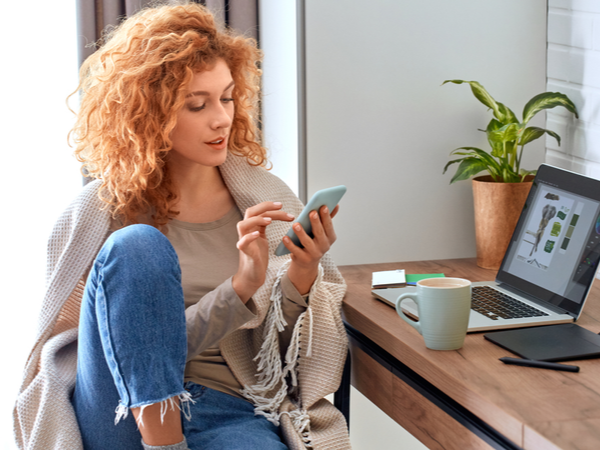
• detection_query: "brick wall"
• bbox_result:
[547,0,600,281]
[546,0,600,178]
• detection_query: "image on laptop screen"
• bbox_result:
[497,165,600,316]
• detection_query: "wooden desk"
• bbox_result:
[337,258,600,450]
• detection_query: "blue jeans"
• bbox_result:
[184,382,287,450]
[72,224,287,450]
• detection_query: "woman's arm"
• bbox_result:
[276,204,341,360]
[282,204,340,295]
[185,278,257,361]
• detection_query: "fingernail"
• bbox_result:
[287,213,295,220]
[283,236,289,242]
[311,211,318,219]
[323,206,329,214]
[264,217,272,223]
[294,223,301,231]
[273,202,282,207]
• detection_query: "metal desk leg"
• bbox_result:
[333,349,351,429]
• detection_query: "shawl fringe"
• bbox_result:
[242,262,324,447]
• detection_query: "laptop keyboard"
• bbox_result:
[471,286,549,321]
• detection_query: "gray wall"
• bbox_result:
[305,0,549,265]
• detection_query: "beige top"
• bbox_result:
[166,206,308,398]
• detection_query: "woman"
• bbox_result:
[13,3,350,450]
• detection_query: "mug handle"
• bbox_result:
[396,293,422,335]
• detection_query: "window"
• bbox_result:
[0,2,80,446]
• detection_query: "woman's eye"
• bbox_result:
[188,104,206,112]
[222,98,234,104]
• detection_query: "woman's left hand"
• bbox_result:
[282,205,340,295]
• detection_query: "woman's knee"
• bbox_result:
[92,224,182,302]
[100,224,179,271]
[108,224,173,257]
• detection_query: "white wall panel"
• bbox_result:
[304,0,548,265]
[547,0,600,278]
[547,1,600,171]
[550,0,600,14]
[548,11,593,48]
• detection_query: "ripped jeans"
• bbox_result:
[72,224,189,450]
[71,224,288,450]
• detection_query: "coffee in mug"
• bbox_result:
[395,278,472,350]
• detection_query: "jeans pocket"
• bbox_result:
[184,381,206,400]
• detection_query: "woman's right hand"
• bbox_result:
[232,202,294,303]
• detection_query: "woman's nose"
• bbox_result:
[211,103,233,130]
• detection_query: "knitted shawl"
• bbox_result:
[13,153,351,450]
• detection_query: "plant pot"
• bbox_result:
[472,175,534,270]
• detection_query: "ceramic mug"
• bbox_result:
[395,278,472,350]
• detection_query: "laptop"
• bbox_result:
[373,164,600,332]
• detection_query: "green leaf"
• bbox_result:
[486,119,504,157]
[450,145,504,178]
[450,146,487,157]
[520,168,537,180]
[545,129,561,146]
[463,147,503,176]
[487,123,521,160]
[500,123,521,142]
[486,119,503,132]
[519,127,545,146]
[450,151,476,156]
[449,157,488,184]
[442,80,521,124]
[497,102,519,124]
[444,147,496,175]
[522,92,579,124]
[443,80,502,119]
[519,126,562,146]
[501,167,520,183]
[443,158,465,174]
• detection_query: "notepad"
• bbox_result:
[405,273,445,285]
[371,270,406,289]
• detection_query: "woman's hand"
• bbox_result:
[283,205,340,295]
[232,202,294,303]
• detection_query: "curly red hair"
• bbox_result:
[71,2,266,227]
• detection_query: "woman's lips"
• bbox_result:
[205,136,227,150]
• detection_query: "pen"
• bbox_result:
[499,357,580,372]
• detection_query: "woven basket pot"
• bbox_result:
[472,175,534,270]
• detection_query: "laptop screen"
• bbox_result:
[497,164,600,317]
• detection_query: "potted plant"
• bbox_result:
[442,80,578,269]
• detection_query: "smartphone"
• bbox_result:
[274,185,347,256]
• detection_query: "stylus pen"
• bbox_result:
[499,357,580,372]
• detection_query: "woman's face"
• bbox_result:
[169,58,235,169]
